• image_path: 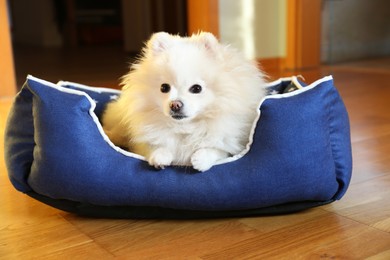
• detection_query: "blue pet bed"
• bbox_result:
[4,75,352,218]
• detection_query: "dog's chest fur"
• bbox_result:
[136,119,212,165]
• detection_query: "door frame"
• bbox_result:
[285,0,321,70]
[0,0,17,98]
[187,0,219,38]
[187,0,322,70]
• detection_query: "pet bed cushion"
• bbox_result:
[4,75,352,218]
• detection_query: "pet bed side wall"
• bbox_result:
[4,75,353,216]
[4,81,36,192]
[324,80,352,199]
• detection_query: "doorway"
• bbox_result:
[9,0,188,89]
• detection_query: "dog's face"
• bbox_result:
[143,32,223,122]
[159,80,211,121]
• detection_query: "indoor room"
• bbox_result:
[1,0,389,258]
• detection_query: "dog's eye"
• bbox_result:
[189,84,202,94]
[160,83,171,93]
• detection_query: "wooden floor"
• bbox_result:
[1,45,390,258]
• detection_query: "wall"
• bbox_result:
[322,0,390,63]
[219,0,286,59]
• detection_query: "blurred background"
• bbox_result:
[1,0,390,95]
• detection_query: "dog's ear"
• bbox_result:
[196,32,221,56]
[148,32,172,55]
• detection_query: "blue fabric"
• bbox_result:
[4,75,352,213]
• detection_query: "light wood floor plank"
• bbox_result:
[0,213,114,259]
[202,213,390,259]
[63,216,262,258]
[323,175,390,231]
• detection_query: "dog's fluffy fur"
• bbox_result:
[102,32,266,171]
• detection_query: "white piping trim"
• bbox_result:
[26,75,334,167]
[215,75,334,165]
[263,75,333,100]
[27,75,145,161]
[57,80,121,94]
[263,77,293,89]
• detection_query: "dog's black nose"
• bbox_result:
[170,100,183,112]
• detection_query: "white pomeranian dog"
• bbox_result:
[102,32,266,172]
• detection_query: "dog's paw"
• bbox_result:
[191,148,217,172]
[148,148,173,169]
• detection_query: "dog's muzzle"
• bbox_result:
[169,100,187,120]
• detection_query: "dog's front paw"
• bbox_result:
[191,148,217,172]
[148,148,173,169]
